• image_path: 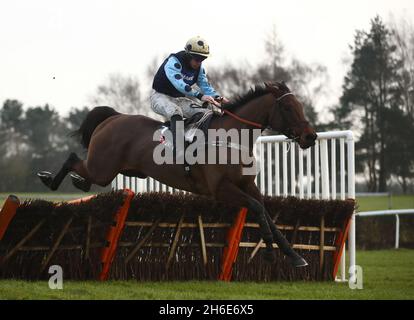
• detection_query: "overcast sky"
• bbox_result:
[1,0,413,116]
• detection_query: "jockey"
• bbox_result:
[151,36,229,157]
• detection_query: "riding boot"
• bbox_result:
[170,114,184,163]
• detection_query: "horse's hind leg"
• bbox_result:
[38,153,88,191]
[69,157,93,192]
[71,154,121,191]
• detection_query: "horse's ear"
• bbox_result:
[264,82,279,93]
[264,82,279,88]
[279,81,291,92]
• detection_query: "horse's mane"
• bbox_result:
[222,84,269,112]
[221,81,290,112]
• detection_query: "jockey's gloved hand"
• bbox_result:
[214,96,230,104]
[201,95,221,107]
[210,105,223,116]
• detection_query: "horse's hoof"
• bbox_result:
[37,171,53,189]
[70,173,91,192]
[263,250,276,264]
[291,256,308,267]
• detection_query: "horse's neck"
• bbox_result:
[212,93,272,131]
[209,93,274,150]
[230,93,272,129]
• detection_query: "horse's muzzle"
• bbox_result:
[299,132,317,149]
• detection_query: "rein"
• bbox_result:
[220,91,295,129]
[222,109,263,128]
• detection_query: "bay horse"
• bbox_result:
[38,82,317,267]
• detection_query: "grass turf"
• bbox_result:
[356,194,414,212]
[0,249,413,300]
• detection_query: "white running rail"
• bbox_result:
[356,209,414,249]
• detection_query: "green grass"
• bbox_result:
[0,249,413,300]
[356,195,414,212]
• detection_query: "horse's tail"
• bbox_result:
[71,106,120,149]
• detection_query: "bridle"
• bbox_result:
[221,91,296,129]
[221,91,307,143]
[271,91,311,142]
[276,92,294,102]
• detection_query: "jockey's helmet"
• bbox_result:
[185,36,210,59]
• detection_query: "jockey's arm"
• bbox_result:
[164,56,203,99]
[197,67,229,104]
[197,67,218,98]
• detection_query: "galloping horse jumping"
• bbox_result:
[38,82,317,267]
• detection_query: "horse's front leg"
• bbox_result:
[214,179,276,263]
[244,182,308,267]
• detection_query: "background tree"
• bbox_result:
[382,107,414,193]
[64,107,91,156]
[0,99,25,156]
[91,73,143,115]
[210,27,326,128]
[207,63,254,98]
[388,17,414,192]
[0,99,27,191]
[391,17,414,120]
[334,16,408,192]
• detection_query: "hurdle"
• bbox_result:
[0,191,354,281]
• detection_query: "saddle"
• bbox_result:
[160,111,214,147]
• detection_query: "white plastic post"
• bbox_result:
[260,142,265,194]
[306,148,311,199]
[118,174,124,189]
[331,139,336,200]
[290,143,296,196]
[111,175,117,190]
[283,142,288,197]
[341,247,346,282]
[320,139,330,200]
[138,178,146,193]
[254,142,258,186]
[315,141,320,199]
[298,148,304,198]
[340,138,345,200]
[267,143,273,196]
[275,143,280,196]
[347,131,356,282]
[395,214,400,249]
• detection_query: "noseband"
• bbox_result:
[270,91,309,142]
